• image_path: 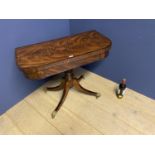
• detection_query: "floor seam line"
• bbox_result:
[24,100,63,135]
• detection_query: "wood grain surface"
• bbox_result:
[0,68,155,135]
[16,30,112,79]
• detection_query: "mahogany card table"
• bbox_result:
[16,30,112,118]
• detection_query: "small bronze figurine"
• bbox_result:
[116,79,127,99]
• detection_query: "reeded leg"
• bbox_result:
[73,79,100,98]
[47,81,65,91]
[51,81,70,118]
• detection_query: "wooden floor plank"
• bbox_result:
[6,101,61,135]
[44,75,141,134]
[74,68,155,134]
[46,90,141,134]
[0,115,22,134]
[42,68,154,134]
[85,69,155,117]
[1,68,154,134]
[25,90,101,135]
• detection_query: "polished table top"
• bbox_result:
[16,30,112,80]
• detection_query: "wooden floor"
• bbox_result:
[0,68,155,135]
